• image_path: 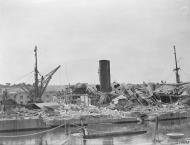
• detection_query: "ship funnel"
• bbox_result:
[99,60,112,92]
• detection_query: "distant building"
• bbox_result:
[80,95,91,106]
[63,93,91,106]
[0,87,29,105]
[9,92,29,105]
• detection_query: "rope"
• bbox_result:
[69,122,105,134]
[0,123,65,138]
[69,122,83,128]
[61,137,70,145]
[69,121,108,134]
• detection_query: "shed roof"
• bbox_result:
[34,102,60,109]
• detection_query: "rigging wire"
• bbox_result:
[58,66,63,86]
[12,71,34,84]
[180,69,190,82]
[163,71,175,83]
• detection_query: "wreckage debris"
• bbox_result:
[1,82,190,127]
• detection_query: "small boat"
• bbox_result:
[166,133,184,139]
[82,130,147,139]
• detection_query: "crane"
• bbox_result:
[18,46,61,103]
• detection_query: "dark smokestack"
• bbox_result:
[99,60,111,92]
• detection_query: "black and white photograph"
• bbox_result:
[0,0,190,144]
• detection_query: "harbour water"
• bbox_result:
[0,119,190,145]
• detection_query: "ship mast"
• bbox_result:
[173,45,180,83]
[34,46,39,101]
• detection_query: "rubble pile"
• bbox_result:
[95,82,190,113]
[0,107,40,120]
[100,82,158,111]
[41,103,131,122]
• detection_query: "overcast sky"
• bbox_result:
[0,0,190,85]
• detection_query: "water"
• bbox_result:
[0,119,190,145]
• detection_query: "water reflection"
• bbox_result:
[102,137,114,145]
[0,119,190,145]
[0,127,67,145]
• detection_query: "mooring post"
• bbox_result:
[156,116,159,132]
[80,119,86,137]
[65,120,69,135]
[154,116,159,142]
[80,118,88,138]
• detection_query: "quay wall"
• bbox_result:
[147,110,190,121]
[48,116,140,127]
[1,110,190,132]
[0,118,48,132]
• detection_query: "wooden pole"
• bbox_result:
[80,119,85,137]
[65,120,69,135]
[154,116,159,142]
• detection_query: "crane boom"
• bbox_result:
[38,65,61,98]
